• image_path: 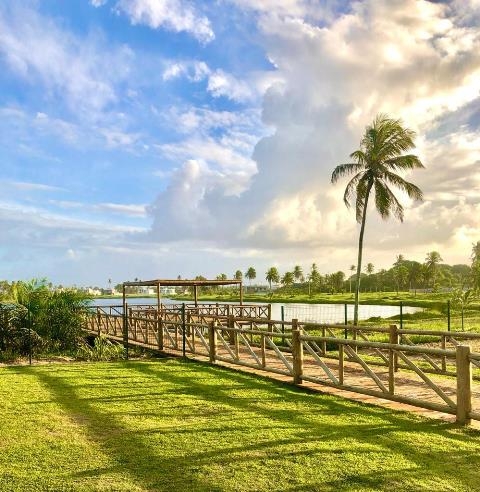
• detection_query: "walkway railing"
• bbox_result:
[85,307,480,425]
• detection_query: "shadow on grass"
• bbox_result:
[13,359,480,491]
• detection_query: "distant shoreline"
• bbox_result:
[93,291,473,310]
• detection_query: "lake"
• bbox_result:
[92,297,421,323]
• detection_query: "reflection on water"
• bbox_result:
[92,297,421,323]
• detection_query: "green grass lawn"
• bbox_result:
[171,290,468,308]
[2,359,479,492]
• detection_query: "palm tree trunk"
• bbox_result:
[354,181,373,325]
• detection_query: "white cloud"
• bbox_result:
[96,203,147,217]
[162,60,256,102]
[116,0,214,44]
[207,69,254,102]
[0,4,132,117]
[162,60,210,81]
[146,0,480,269]
[2,180,64,192]
[90,0,108,7]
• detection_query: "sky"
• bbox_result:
[1,0,480,287]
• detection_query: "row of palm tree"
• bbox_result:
[210,249,467,294]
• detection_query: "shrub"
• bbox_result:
[4,279,91,353]
[76,334,125,361]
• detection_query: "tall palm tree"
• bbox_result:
[425,251,443,290]
[234,270,243,281]
[349,264,356,293]
[281,271,294,292]
[245,267,256,284]
[471,242,480,290]
[265,267,280,291]
[293,265,303,283]
[331,114,424,325]
[472,241,480,263]
[394,254,405,267]
[365,263,374,292]
[308,263,321,296]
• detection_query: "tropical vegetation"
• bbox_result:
[0,279,91,360]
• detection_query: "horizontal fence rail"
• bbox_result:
[85,305,480,425]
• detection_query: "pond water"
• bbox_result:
[92,297,421,324]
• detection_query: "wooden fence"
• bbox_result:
[85,306,480,425]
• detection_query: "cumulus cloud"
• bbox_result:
[147,0,480,266]
[116,0,214,44]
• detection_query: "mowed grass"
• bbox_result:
[1,360,480,492]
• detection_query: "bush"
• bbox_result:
[35,290,90,350]
[76,334,125,361]
[2,279,91,354]
[0,303,44,357]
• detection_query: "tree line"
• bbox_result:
[207,246,478,296]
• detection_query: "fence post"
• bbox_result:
[441,335,446,373]
[456,345,472,425]
[267,304,272,320]
[292,319,303,385]
[338,343,344,385]
[344,303,348,339]
[28,309,32,366]
[389,324,399,372]
[234,329,239,361]
[447,300,451,332]
[182,303,186,358]
[158,316,164,351]
[228,314,235,344]
[208,320,217,363]
[400,302,403,330]
[123,302,129,360]
[261,334,266,368]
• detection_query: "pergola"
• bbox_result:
[122,278,243,309]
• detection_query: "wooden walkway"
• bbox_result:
[96,329,480,427]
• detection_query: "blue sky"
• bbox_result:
[1,0,480,286]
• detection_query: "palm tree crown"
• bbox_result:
[331,114,424,222]
[265,267,280,290]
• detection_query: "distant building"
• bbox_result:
[102,288,117,296]
[138,286,156,295]
[160,287,176,296]
[86,288,102,296]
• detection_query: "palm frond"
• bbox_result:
[349,150,367,165]
[374,180,404,221]
[331,163,364,183]
[355,176,371,223]
[342,171,364,207]
[383,170,424,201]
[363,115,417,162]
[384,154,425,172]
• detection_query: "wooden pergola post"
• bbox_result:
[194,284,198,307]
[240,282,243,305]
[122,284,128,359]
[156,282,161,310]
